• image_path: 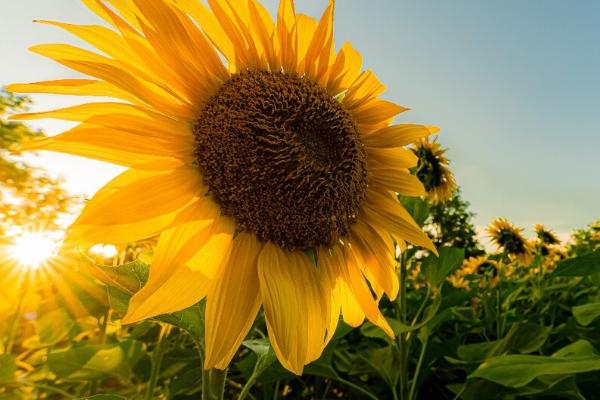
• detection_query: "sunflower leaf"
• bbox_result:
[552,249,600,277]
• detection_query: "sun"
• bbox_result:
[9,232,58,270]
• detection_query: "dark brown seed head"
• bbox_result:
[193,70,367,250]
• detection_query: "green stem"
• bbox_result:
[408,338,428,400]
[5,275,28,354]
[145,324,171,400]
[397,252,410,400]
[202,368,227,400]
[238,349,275,400]
[335,377,380,400]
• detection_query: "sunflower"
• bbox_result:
[534,224,560,246]
[9,0,437,374]
[487,218,533,265]
[448,255,501,289]
[410,137,456,203]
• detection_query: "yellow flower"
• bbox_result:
[487,218,533,265]
[448,255,501,289]
[534,224,560,246]
[410,137,456,203]
[9,0,437,374]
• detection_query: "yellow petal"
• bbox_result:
[326,42,362,95]
[277,0,298,73]
[133,0,227,97]
[341,246,394,337]
[343,70,386,110]
[350,222,398,299]
[6,79,138,103]
[11,102,192,139]
[122,219,231,324]
[204,233,262,369]
[363,190,437,254]
[184,217,236,278]
[21,123,192,166]
[208,0,256,69]
[257,243,329,375]
[367,147,419,170]
[370,169,426,196]
[351,99,408,132]
[295,14,318,74]
[30,43,194,119]
[362,124,440,148]
[302,2,334,83]
[248,0,278,71]
[74,165,204,226]
[167,0,236,67]
[67,198,205,245]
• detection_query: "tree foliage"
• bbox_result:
[425,188,484,258]
[0,89,73,235]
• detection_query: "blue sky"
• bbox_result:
[1,0,599,240]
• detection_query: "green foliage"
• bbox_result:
[0,89,74,235]
[568,220,600,257]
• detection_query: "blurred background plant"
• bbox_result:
[1,94,600,400]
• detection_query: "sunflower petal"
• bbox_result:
[367,147,419,170]
[326,42,362,95]
[74,165,204,226]
[351,99,408,132]
[362,124,440,148]
[204,233,262,369]
[257,243,328,375]
[370,169,426,196]
[6,79,138,103]
[364,190,437,254]
[343,69,386,110]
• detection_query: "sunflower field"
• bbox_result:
[1,1,600,399]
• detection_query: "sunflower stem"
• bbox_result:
[397,251,410,400]
[145,323,171,400]
[202,368,227,400]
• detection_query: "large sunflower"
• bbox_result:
[487,218,533,265]
[9,0,437,374]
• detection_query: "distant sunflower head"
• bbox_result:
[411,137,456,203]
[9,0,438,374]
[448,255,500,289]
[534,224,560,246]
[487,218,533,264]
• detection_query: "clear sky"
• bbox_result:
[1,0,599,240]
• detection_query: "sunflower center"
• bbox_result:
[496,229,526,254]
[193,70,367,250]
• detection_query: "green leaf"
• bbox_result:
[399,196,430,227]
[82,396,129,400]
[457,323,552,362]
[552,340,597,358]
[36,308,77,345]
[573,302,600,326]
[47,341,143,381]
[553,249,600,277]
[0,354,16,383]
[86,260,149,294]
[155,303,204,343]
[470,341,600,388]
[421,247,465,287]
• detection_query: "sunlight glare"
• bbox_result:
[9,232,57,270]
